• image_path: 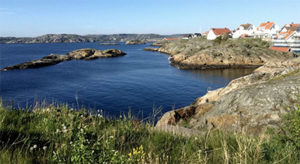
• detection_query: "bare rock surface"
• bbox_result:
[1,48,126,71]
[125,40,146,45]
[143,47,159,52]
[156,57,300,135]
[152,38,294,69]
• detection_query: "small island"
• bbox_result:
[1,48,126,71]
[149,38,294,69]
[125,40,146,45]
[143,47,159,52]
[100,43,120,45]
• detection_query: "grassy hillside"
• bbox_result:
[0,103,299,163]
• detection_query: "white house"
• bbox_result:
[280,23,299,33]
[272,23,300,53]
[254,22,279,39]
[207,28,232,40]
[232,23,256,38]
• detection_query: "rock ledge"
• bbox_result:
[1,48,126,71]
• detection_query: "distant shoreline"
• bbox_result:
[0,33,183,44]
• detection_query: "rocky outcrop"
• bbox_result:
[144,47,159,52]
[1,49,126,71]
[151,42,164,46]
[156,57,300,135]
[125,40,146,45]
[152,38,294,69]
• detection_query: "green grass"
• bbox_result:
[0,103,299,163]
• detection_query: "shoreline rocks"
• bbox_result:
[156,57,300,135]
[1,48,126,71]
[143,47,159,52]
[125,40,146,45]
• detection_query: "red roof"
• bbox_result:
[279,29,296,40]
[269,46,290,52]
[289,23,300,27]
[259,22,275,30]
[211,28,232,35]
[284,30,295,39]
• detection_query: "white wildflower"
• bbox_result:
[43,146,47,150]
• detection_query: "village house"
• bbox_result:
[232,23,256,38]
[182,34,192,39]
[254,22,279,39]
[207,28,232,40]
[272,23,300,53]
[280,23,300,33]
[192,33,202,38]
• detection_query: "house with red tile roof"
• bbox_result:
[207,28,232,40]
[254,21,279,39]
[271,23,300,53]
[233,23,256,38]
[280,23,300,33]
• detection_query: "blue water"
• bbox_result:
[0,42,253,117]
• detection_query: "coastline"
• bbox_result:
[156,57,300,134]
[145,38,293,70]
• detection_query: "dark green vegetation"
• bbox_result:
[0,102,299,163]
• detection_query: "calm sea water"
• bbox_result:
[0,42,253,117]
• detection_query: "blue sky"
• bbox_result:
[0,0,299,37]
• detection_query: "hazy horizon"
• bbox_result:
[1,0,299,37]
[0,33,185,38]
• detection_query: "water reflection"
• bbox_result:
[179,68,255,85]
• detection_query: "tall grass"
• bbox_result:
[0,102,299,163]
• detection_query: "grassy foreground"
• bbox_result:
[0,103,299,163]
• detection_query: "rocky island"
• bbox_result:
[125,40,146,45]
[100,43,120,45]
[150,37,294,69]
[1,48,126,71]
